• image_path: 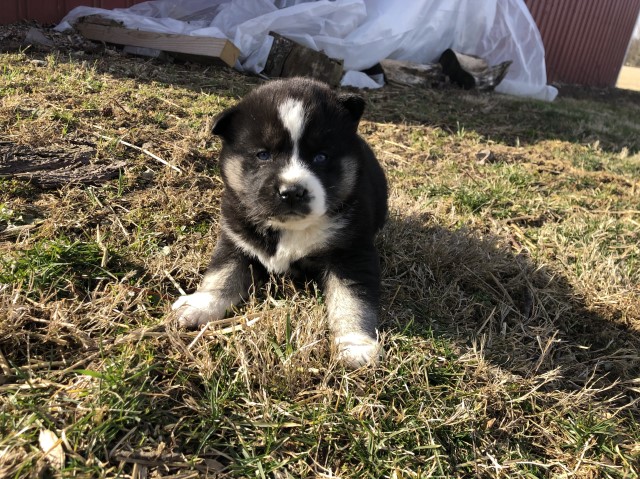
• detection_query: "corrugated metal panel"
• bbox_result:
[525,0,640,87]
[0,1,144,25]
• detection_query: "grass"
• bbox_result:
[0,237,108,298]
[1,25,640,478]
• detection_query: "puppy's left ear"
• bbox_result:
[338,94,365,125]
[211,107,237,142]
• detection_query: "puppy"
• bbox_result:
[172,78,388,368]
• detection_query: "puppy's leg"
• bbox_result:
[172,235,258,328]
[323,249,382,368]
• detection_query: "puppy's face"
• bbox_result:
[212,79,365,230]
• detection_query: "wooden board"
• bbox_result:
[77,15,240,67]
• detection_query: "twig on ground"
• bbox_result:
[96,225,108,268]
[92,132,182,174]
[187,321,210,350]
[383,139,416,151]
[164,270,186,296]
[0,222,43,239]
[106,203,130,238]
[216,316,261,335]
[0,347,13,375]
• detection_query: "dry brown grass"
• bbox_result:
[1,24,639,478]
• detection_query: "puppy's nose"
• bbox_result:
[278,184,309,205]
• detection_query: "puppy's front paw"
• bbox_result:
[334,333,381,369]
[171,292,228,329]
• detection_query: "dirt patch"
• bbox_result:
[0,140,125,187]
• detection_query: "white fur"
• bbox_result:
[277,158,327,219]
[172,291,231,328]
[325,273,380,367]
[172,264,240,328]
[279,159,308,184]
[278,98,306,144]
[277,98,327,221]
[223,216,344,274]
[199,264,236,291]
[334,332,381,368]
[325,273,365,324]
[222,154,245,195]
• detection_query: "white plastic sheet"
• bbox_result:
[57,0,557,101]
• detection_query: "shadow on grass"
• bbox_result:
[379,214,640,402]
[363,83,640,155]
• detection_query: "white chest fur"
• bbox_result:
[226,216,344,274]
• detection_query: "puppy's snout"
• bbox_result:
[278,183,310,205]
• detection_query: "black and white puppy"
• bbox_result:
[172,78,388,368]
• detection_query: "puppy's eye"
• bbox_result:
[313,153,328,164]
[256,150,271,161]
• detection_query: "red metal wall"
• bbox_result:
[525,0,640,87]
[1,1,145,25]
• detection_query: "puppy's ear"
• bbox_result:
[338,94,365,125]
[211,107,237,142]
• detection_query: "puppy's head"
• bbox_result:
[212,78,365,230]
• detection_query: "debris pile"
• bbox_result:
[55,0,558,101]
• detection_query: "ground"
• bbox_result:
[1,24,639,478]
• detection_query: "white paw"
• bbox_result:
[171,292,229,329]
[334,333,381,369]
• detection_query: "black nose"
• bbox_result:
[278,184,309,205]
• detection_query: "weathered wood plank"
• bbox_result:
[77,15,240,67]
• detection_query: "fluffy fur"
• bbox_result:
[172,78,388,368]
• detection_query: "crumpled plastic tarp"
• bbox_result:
[56,0,558,101]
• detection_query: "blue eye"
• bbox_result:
[313,153,328,163]
[256,150,271,161]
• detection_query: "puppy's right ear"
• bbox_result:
[338,93,365,125]
[211,107,237,142]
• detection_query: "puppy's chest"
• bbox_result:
[268,226,332,273]
[232,218,345,274]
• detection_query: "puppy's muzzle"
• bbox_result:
[278,183,310,208]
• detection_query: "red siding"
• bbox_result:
[525,0,640,87]
[0,1,145,25]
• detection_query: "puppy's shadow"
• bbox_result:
[378,213,640,395]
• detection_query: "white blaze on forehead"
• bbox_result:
[278,98,306,144]
[276,97,327,224]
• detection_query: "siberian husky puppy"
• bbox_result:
[173,78,388,368]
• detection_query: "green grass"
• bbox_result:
[0,237,108,298]
[1,29,640,478]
